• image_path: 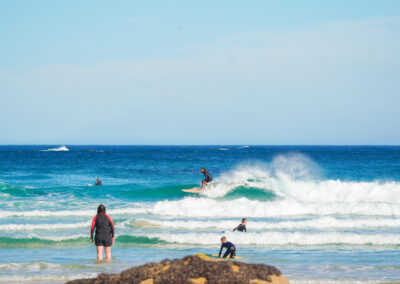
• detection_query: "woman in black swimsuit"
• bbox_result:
[90,204,115,261]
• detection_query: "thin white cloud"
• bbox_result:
[0,17,399,144]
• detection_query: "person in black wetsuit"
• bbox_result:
[219,236,236,258]
[233,218,248,232]
[201,168,212,189]
[95,178,102,186]
[90,204,115,261]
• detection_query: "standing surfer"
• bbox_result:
[201,168,212,189]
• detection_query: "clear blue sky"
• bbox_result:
[0,0,399,144]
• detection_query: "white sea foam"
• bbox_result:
[41,145,69,151]
[149,197,400,218]
[24,234,88,241]
[0,221,90,231]
[135,216,400,230]
[0,207,147,218]
[135,231,400,246]
[201,155,400,203]
[4,228,400,247]
[0,273,98,282]
[0,262,62,271]
[3,195,399,220]
[14,229,400,246]
[3,155,400,221]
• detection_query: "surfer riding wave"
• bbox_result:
[201,168,212,189]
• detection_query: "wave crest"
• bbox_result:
[41,146,69,152]
[200,154,400,203]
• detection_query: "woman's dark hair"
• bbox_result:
[97,204,106,214]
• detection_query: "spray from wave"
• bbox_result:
[202,154,320,198]
[200,154,400,204]
[41,146,69,152]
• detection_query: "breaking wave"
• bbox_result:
[3,154,400,206]
[1,232,398,248]
[133,216,400,230]
[135,231,400,246]
[41,146,69,152]
[200,154,400,203]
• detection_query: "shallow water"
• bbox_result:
[0,145,399,283]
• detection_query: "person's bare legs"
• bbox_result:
[96,246,104,261]
[105,246,112,261]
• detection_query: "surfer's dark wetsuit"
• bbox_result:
[233,223,247,232]
[219,241,236,258]
[95,178,102,186]
[202,170,212,183]
[90,213,114,247]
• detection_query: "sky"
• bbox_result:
[0,0,399,145]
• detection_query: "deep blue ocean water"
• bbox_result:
[0,145,399,283]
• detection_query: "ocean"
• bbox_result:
[0,145,399,283]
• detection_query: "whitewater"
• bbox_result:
[0,145,399,283]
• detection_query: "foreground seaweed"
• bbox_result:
[67,255,290,284]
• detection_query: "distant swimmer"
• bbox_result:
[219,236,236,258]
[90,204,115,261]
[233,218,248,232]
[95,178,102,186]
[201,168,212,189]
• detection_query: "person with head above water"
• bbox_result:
[219,236,236,258]
[201,168,212,189]
[90,204,115,261]
[233,218,248,232]
[95,177,102,186]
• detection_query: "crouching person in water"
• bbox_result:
[218,236,236,258]
[90,204,115,261]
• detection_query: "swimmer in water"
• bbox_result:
[95,178,102,186]
[233,218,248,232]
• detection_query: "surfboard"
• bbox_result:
[212,254,243,259]
[182,188,203,193]
[195,253,243,260]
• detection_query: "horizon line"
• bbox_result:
[0,144,399,147]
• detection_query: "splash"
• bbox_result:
[202,153,320,198]
[200,154,400,204]
[41,146,69,152]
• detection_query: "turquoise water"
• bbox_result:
[0,145,399,283]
